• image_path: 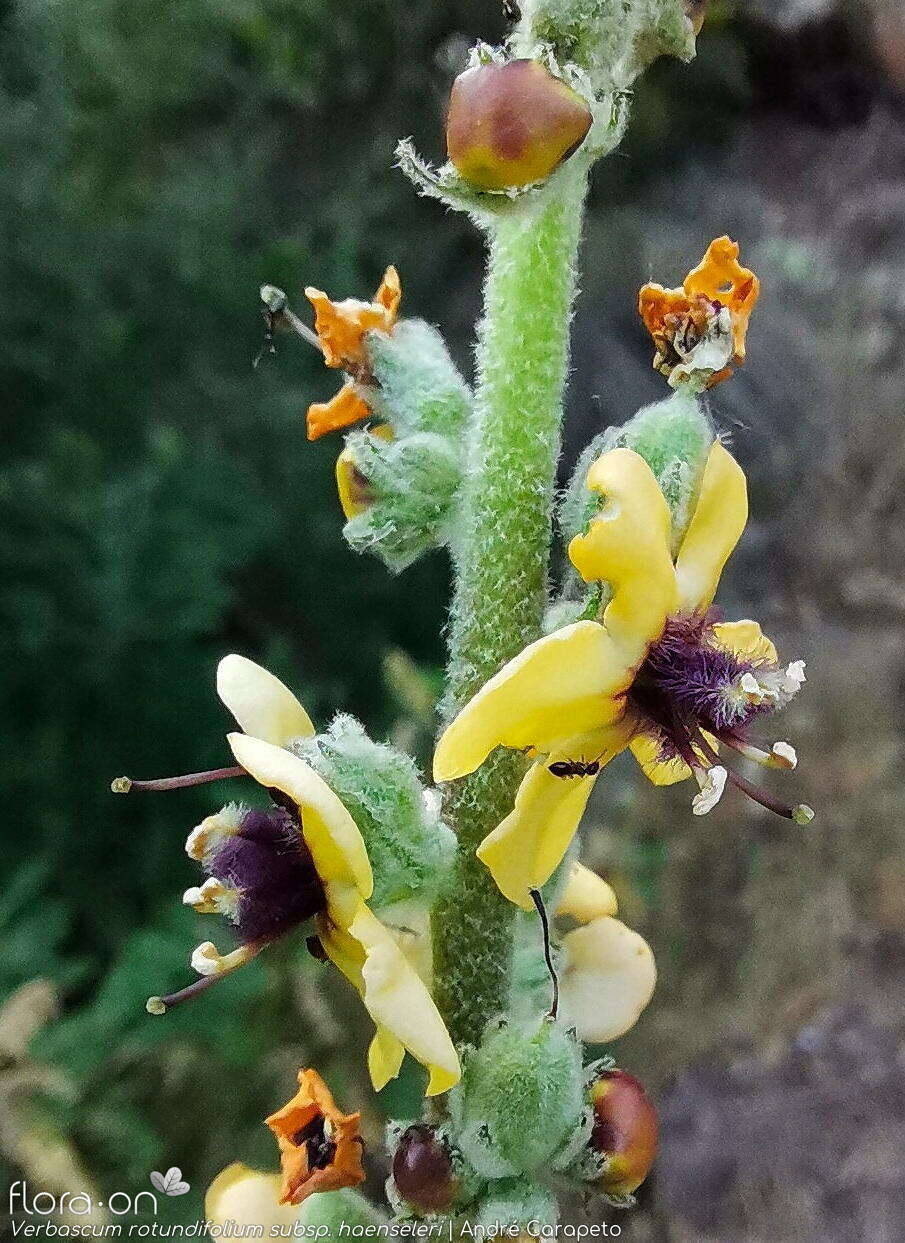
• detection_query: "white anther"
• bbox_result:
[692,765,728,816]
[191,941,256,978]
[771,741,798,770]
[783,660,806,693]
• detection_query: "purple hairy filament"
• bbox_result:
[626,612,806,820]
[205,808,326,943]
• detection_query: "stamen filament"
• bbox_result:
[111,765,246,794]
[147,942,262,1014]
[718,735,797,771]
[692,730,811,822]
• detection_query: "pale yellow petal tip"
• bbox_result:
[146,996,166,1016]
[367,1029,405,1093]
[691,765,727,816]
[556,861,619,923]
[475,836,536,911]
[431,735,463,784]
[560,916,657,1043]
[217,653,315,745]
[205,1164,294,1230]
[426,1062,461,1097]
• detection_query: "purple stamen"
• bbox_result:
[111,765,246,794]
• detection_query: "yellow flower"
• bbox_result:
[305,266,401,441]
[555,863,656,1043]
[637,237,760,388]
[434,443,812,909]
[205,1164,299,1230]
[148,655,460,1097]
[265,1068,365,1206]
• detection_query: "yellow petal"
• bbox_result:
[711,618,778,664]
[629,731,692,786]
[227,734,372,899]
[674,440,748,611]
[568,449,679,665]
[368,1027,406,1092]
[559,916,657,1042]
[335,425,393,519]
[205,1164,298,1229]
[348,901,460,1096]
[556,860,619,923]
[629,729,720,786]
[477,729,630,910]
[217,654,315,745]
[433,622,630,783]
[317,912,365,986]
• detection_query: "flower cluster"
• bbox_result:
[118,191,811,1229]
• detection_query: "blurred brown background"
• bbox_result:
[1,0,904,1239]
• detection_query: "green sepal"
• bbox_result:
[291,715,455,910]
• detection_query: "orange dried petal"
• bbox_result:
[637,284,692,343]
[307,381,372,442]
[304,266,401,371]
[265,1069,365,1207]
[682,236,760,361]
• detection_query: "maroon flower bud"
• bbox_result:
[588,1069,658,1197]
[392,1124,459,1213]
[446,59,592,191]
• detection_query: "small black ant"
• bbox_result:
[548,758,601,779]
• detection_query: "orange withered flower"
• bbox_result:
[638,237,760,389]
[265,1068,365,1206]
[304,266,401,441]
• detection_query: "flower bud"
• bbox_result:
[391,1124,459,1214]
[455,1021,585,1175]
[446,60,592,191]
[588,1069,658,1197]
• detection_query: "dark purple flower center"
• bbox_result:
[206,806,326,945]
[627,611,768,766]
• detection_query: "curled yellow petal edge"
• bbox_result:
[317,904,459,1096]
[433,622,630,784]
[217,654,316,746]
[226,733,373,899]
[350,902,460,1096]
[569,448,679,664]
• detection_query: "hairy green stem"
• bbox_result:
[433,164,588,1048]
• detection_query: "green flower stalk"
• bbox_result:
[434,159,589,1045]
